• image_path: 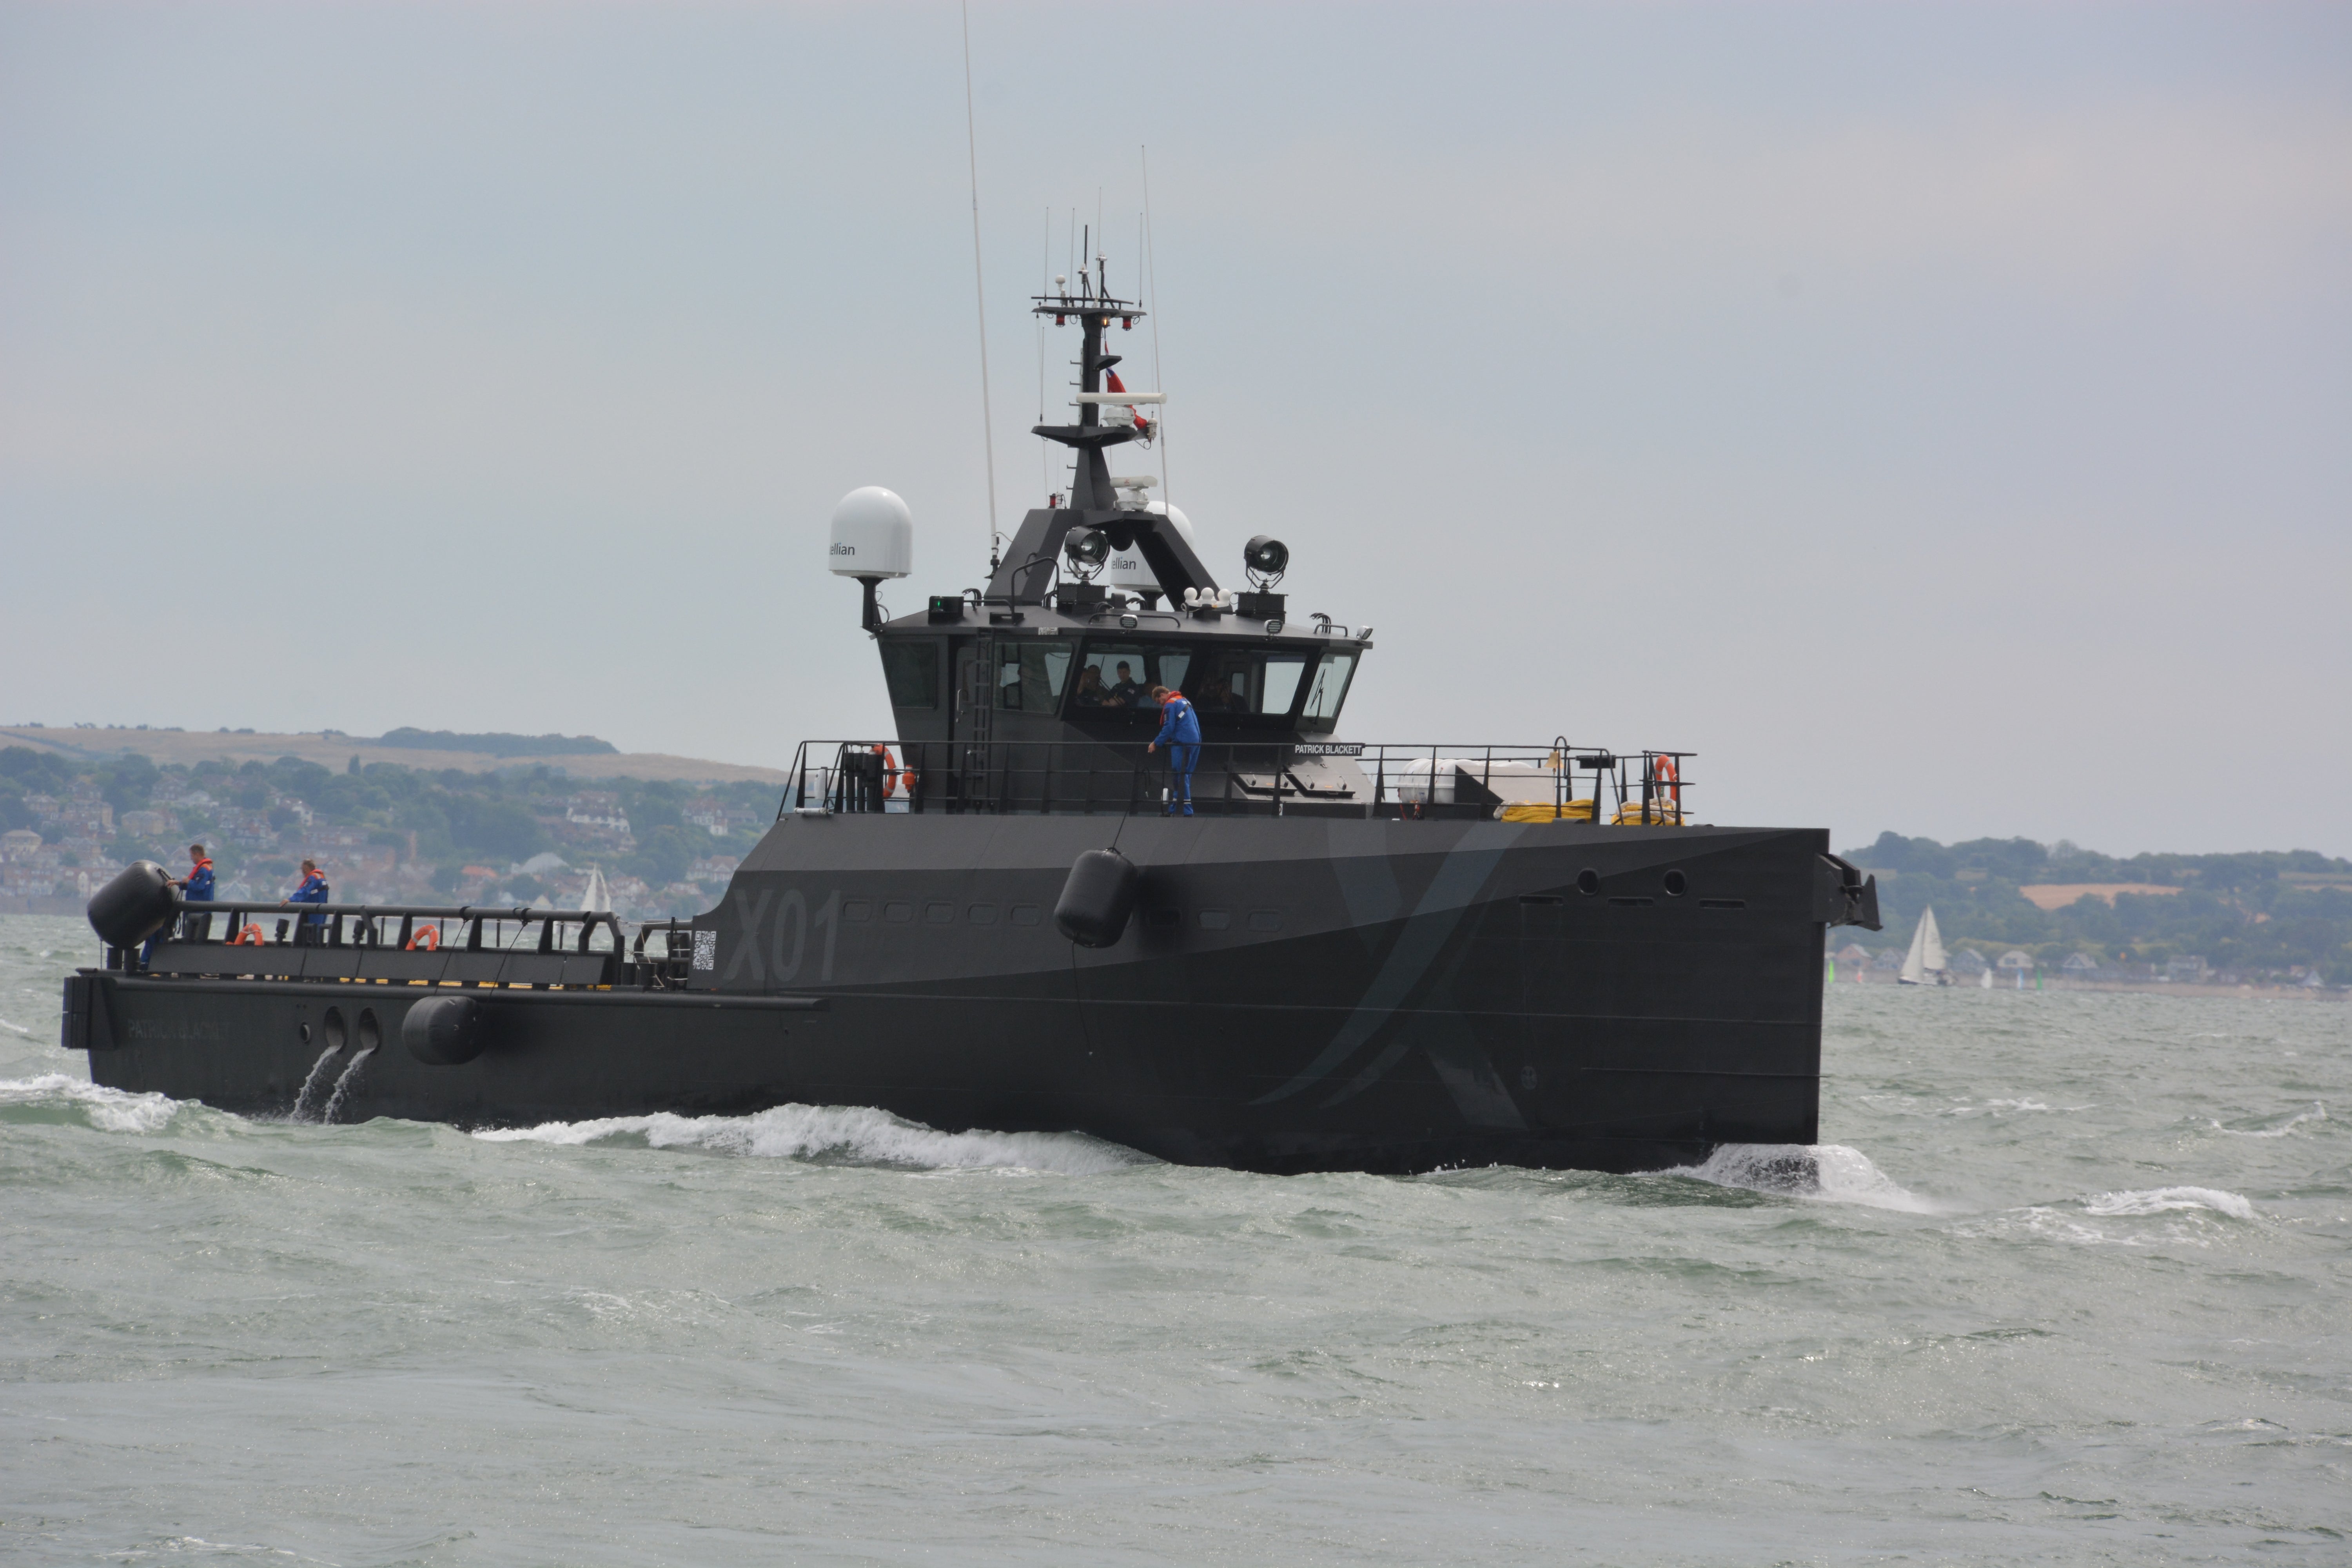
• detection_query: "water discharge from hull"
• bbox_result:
[290,1044,343,1123]
[319,1047,374,1124]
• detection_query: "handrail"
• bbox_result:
[771,739,1695,822]
[180,899,611,921]
[633,918,693,959]
[165,897,628,954]
[1084,608,1185,628]
[632,918,696,990]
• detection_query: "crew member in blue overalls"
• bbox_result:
[142,843,215,967]
[1146,684,1201,816]
[284,858,330,944]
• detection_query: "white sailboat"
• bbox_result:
[579,865,613,914]
[1897,906,1949,986]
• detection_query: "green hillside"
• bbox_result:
[1,745,777,902]
[1842,832,2352,981]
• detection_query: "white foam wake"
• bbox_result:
[473,1102,1151,1176]
[0,1073,183,1134]
[2209,1103,2326,1139]
[2083,1185,2255,1220]
[1670,1142,1939,1213]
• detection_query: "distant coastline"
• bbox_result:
[1836,831,2351,991]
[1832,968,2343,1001]
[0,725,787,786]
[2,728,788,924]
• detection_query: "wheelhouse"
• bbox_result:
[878,628,1360,745]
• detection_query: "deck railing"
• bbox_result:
[144,899,628,955]
[779,739,1694,823]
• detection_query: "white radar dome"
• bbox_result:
[828,486,913,580]
[1106,503,1198,594]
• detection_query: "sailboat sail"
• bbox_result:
[1898,906,1947,985]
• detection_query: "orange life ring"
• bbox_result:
[405,925,441,952]
[1654,755,1681,811]
[230,923,267,946]
[871,744,915,799]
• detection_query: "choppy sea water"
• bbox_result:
[2,913,2345,1566]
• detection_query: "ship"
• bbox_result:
[60,258,1880,1175]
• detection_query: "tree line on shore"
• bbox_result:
[0,746,778,896]
[1843,831,2352,980]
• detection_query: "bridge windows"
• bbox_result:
[997,641,1073,713]
[1060,638,1359,728]
[880,639,942,710]
[1192,650,1307,718]
[1259,654,1308,715]
[1071,643,1191,712]
[1299,652,1356,732]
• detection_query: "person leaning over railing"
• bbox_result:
[1146,684,1201,817]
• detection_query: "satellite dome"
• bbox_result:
[828,486,913,580]
[1105,503,1198,594]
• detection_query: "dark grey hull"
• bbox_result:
[78,815,1851,1174]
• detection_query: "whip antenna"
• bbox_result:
[1142,145,1169,504]
[960,0,1000,571]
[1039,206,1050,502]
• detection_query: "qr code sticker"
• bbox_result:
[691,929,718,971]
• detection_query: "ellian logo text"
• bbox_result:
[830,543,857,556]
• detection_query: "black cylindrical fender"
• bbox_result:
[1054,848,1138,948]
[87,862,176,947]
[402,993,485,1065]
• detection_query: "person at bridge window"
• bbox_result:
[1147,685,1201,816]
[285,858,330,945]
[1106,660,1144,709]
[1197,673,1243,713]
[142,843,216,967]
[1072,666,1109,708]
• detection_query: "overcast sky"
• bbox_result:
[3,1,2345,856]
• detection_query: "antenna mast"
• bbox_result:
[1142,145,1169,506]
[960,0,1000,572]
